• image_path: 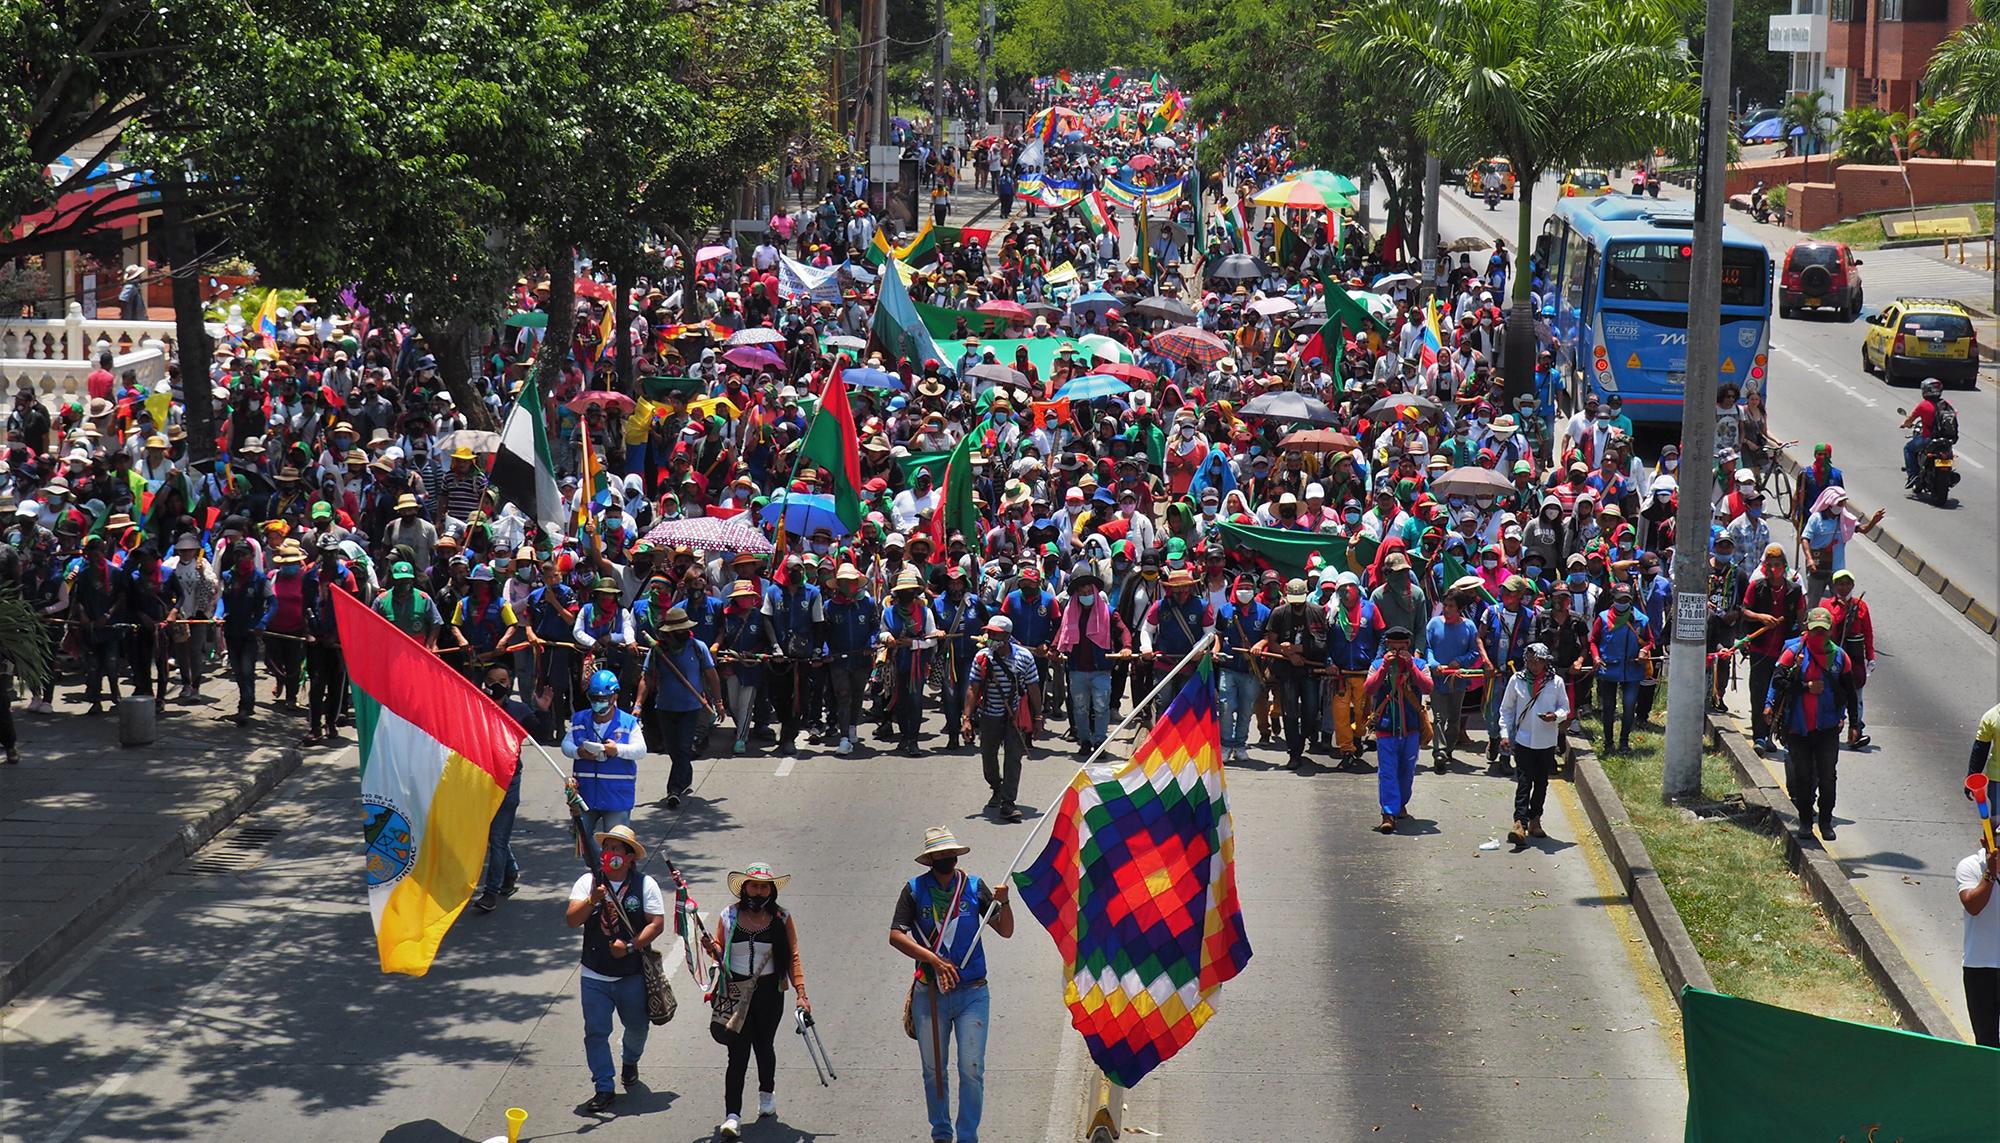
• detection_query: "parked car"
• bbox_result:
[1861,297,1980,387]
[1779,241,1863,321]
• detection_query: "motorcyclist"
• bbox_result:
[1749,181,1768,222]
[1899,378,1955,487]
[1482,166,1502,209]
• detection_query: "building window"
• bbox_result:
[1830,0,1861,20]
[1880,0,1949,18]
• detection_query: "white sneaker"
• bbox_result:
[759,1091,777,1118]
[834,737,853,756]
[720,1112,741,1138]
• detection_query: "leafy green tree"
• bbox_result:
[1835,105,1908,166]
[1331,0,1700,399]
[987,0,1172,80]
[1923,0,2000,314]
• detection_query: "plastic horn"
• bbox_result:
[505,1107,527,1143]
[1968,774,1996,854]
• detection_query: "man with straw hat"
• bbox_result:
[564,824,666,1113]
[889,827,1014,1143]
[635,605,719,808]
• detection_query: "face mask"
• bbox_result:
[1119,504,1135,517]
[1140,568,1158,580]
[1663,458,1679,471]
[1473,496,1494,510]
[1202,505,1217,517]
[1481,557,1499,569]
[1525,563,1543,578]
[929,857,959,877]
[1233,588,1255,605]
[591,698,614,717]
[1112,560,1131,574]
[1614,601,1632,613]
[1076,591,1098,607]
[1344,511,1362,525]
[483,682,509,700]
[600,851,629,879]
[740,893,772,913]
[1567,574,1587,588]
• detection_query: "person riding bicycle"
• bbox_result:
[1900,378,1957,487]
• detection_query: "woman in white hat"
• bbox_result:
[699,862,808,1138]
[564,824,667,1113]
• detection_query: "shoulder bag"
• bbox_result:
[604,868,676,1026]
[710,905,754,1044]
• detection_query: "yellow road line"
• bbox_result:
[1552,774,1688,1075]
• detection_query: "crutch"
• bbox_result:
[794,1006,837,1085]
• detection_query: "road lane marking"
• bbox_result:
[774,755,796,778]
[1774,345,1878,407]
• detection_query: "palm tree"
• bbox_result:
[1327,0,1699,401]
[1780,88,1838,182]
[1923,0,2000,315]
[1836,105,1909,166]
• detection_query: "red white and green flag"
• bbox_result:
[798,364,864,530]
[1080,189,1114,238]
[1224,195,1251,254]
[336,589,527,976]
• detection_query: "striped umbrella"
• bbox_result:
[1078,333,1135,364]
[1249,171,1358,212]
[1150,326,1231,367]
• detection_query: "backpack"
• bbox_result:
[1933,400,1959,444]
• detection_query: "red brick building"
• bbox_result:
[1825,0,1975,118]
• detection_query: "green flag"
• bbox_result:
[928,419,986,551]
[1215,521,1353,579]
[1317,272,1388,334]
[797,366,864,529]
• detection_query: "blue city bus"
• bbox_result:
[1541,197,1773,424]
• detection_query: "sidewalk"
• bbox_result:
[0,679,307,1005]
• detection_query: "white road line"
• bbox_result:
[1773,344,1878,407]
[773,755,797,778]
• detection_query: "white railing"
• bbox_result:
[0,302,176,401]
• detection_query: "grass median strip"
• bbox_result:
[1585,721,1899,1027]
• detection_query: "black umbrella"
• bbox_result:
[1364,392,1443,420]
[1205,254,1270,283]
[1133,295,1195,322]
[1239,391,1340,426]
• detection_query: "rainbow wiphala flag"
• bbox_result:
[1015,662,1252,1088]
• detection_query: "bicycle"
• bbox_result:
[1751,437,1797,521]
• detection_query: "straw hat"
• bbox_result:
[660,606,695,632]
[894,566,925,591]
[273,540,306,565]
[594,824,647,861]
[915,826,972,865]
[727,861,791,895]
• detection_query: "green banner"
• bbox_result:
[915,300,1013,340]
[1213,520,1353,580]
[896,450,953,484]
[1684,987,1999,1141]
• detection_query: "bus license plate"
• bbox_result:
[1664,371,1686,388]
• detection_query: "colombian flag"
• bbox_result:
[252,289,282,342]
[336,589,526,975]
[1015,661,1252,1088]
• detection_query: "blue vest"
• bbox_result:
[462,596,510,651]
[568,708,643,810]
[763,583,822,647]
[823,593,879,660]
[1153,596,1208,658]
[529,583,575,640]
[1328,600,1379,671]
[1215,600,1270,672]
[1005,588,1056,647]
[908,872,988,984]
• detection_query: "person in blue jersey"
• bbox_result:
[563,668,648,834]
[1213,573,1269,764]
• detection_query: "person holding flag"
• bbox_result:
[564,824,667,1113]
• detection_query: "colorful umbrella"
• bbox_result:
[1078,334,1136,365]
[1249,296,1297,317]
[574,277,615,303]
[640,514,773,553]
[723,346,785,371]
[1068,290,1124,322]
[566,390,635,415]
[842,366,902,390]
[1249,172,1357,212]
[1278,428,1360,452]
[1150,326,1231,367]
[1094,361,1156,385]
[1054,373,1132,401]
[696,245,733,265]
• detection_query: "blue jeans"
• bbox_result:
[1377,733,1420,815]
[479,785,520,895]
[1069,670,1111,750]
[1216,669,1262,751]
[912,981,990,1143]
[1905,434,1923,481]
[580,973,649,1092]
[578,807,630,842]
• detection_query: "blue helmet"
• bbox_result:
[587,669,620,698]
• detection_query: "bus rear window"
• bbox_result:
[1603,242,1766,307]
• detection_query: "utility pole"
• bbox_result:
[932,0,951,153]
[977,0,994,126]
[1663,0,1734,801]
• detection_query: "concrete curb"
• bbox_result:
[1565,743,1717,1004]
[0,743,305,1007]
[1706,719,1959,1039]
[1769,448,2000,639]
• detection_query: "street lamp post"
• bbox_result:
[1663,0,1736,801]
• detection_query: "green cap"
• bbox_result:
[390,561,416,582]
[311,501,333,520]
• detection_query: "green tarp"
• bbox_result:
[1684,987,1999,1142]
[914,301,1014,340]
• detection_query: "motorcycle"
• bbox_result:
[1749,182,1772,224]
[1902,414,1960,506]
[1646,179,1660,199]
[1484,186,1500,211]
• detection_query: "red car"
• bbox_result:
[1779,241,1864,321]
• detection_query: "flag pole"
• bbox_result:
[1004,632,1217,877]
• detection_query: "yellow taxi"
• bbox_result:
[1464,157,1515,199]
[1559,169,1613,197]
[1861,297,1980,387]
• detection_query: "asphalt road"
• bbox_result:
[1434,180,2000,1039]
[2,694,1682,1142]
